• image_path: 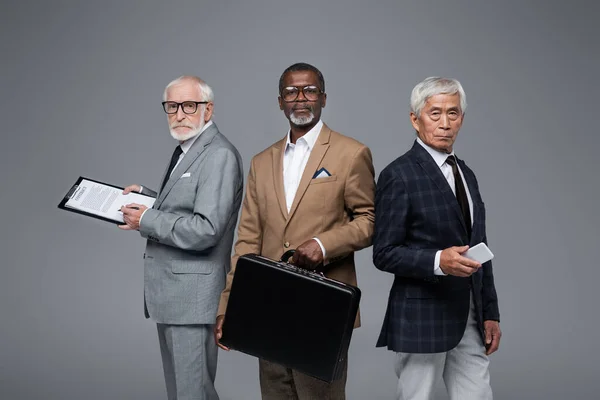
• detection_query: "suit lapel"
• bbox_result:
[271,138,288,219]
[155,123,219,208]
[412,141,468,235]
[458,159,482,242]
[285,125,331,226]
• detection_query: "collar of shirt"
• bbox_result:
[179,120,213,154]
[284,119,323,153]
[416,136,455,168]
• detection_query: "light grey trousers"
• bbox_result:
[156,323,219,400]
[394,296,492,400]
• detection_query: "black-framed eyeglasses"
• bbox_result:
[162,101,208,114]
[280,85,322,102]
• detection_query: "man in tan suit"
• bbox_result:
[214,62,375,399]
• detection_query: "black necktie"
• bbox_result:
[160,145,183,193]
[446,156,471,238]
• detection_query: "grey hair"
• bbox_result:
[410,77,467,117]
[163,75,214,102]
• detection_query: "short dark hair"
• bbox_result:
[278,63,325,94]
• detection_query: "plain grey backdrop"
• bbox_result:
[1,1,598,399]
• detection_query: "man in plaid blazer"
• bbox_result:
[373,77,501,400]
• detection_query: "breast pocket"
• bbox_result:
[174,174,195,187]
[310,175,337,185]
[305,176,343,222]
[165,175,198,205]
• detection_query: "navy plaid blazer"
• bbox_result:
[373,141,500,353]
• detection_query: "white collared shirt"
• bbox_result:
[416,137,474,275]
[282,119,326,258]
[283,119,323,211]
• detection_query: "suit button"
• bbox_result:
[284,242,290,248]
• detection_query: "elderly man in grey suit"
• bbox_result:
[119,75,244,400]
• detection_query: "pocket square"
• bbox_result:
[313,167,332,179]
[180,172,191,178]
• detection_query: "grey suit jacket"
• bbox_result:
[139,122,243,325]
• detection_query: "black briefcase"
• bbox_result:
[220,251,361,382]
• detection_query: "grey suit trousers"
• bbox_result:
[157,324,219,400]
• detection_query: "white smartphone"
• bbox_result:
[464,243,494,264]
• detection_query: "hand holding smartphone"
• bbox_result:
[464,243,494,264]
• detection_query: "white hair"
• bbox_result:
[410,77,467,117]
[163,75,214,102]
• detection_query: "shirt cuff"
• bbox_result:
[433,250,447,276]
[312,237,327,261]
[136,186,148,227]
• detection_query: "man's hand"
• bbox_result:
[118,203,148,231]
[439,245,481,277]
[214,315,230,351]
[122,184,142,195]
[291,239,324,270]
[484,320,501,355]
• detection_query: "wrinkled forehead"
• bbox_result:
[166,80,202,101]
[424,93,462,110]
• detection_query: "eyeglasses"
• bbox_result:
[162,101,208,114]
[280,85,322,102]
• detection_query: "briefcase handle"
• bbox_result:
[280,249,296,263]
[280,249,325,276]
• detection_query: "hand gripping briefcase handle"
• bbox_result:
[280,249,324,275]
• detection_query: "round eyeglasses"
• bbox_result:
[162,101,208,114]
[280,85,322,102]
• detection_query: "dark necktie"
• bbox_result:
[160,145,183,193]
[446,155,471,238]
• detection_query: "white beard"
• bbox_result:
[169,123,203,141]
[169,108,206,141]
[290,110,315,126]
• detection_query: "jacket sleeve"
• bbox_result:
[467,167,500,321]
[317,145,375,262]
[217,157,263,316]
[140,186,157,198]
[481,239,500,321]
[372,165,437,278]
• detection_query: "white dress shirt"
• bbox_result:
[416,137,474,275]
[138,120,214,224]
[282,119,327,258]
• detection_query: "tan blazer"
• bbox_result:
[217,124,375,327]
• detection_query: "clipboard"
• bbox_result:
[58,176,156,225]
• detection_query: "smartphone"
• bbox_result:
[464,243,494,264]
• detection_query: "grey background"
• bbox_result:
[1,1,598,399]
